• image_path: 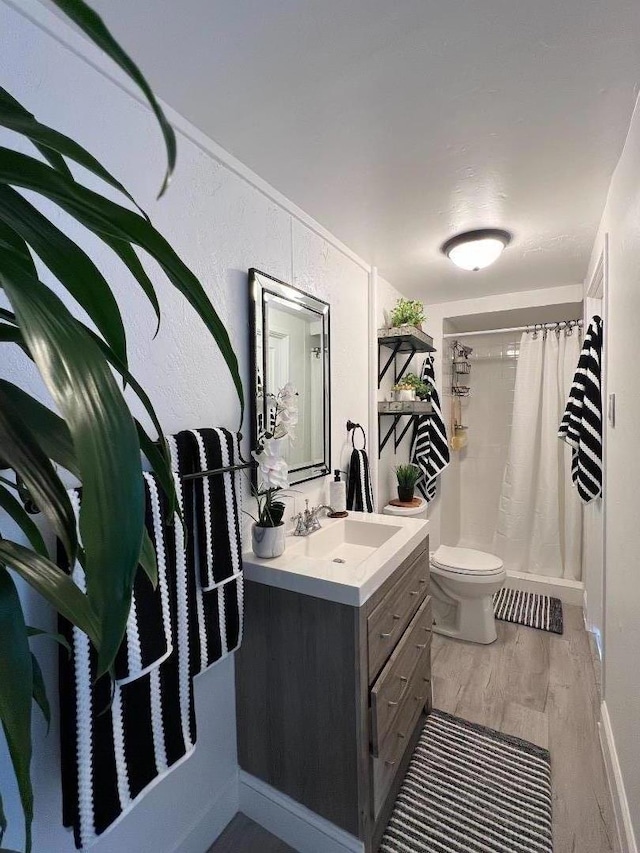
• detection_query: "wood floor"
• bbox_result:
[207,813,295,852]
[431,604,618,853]
[209,605,618,853]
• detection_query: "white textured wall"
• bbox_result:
[0,2,370,850]
[585,94,640,846]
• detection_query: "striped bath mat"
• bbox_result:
[493,588,563,634]
[381,710,553,853]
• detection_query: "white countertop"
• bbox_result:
[242,511,429,606]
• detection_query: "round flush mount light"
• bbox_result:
[441,228,512,271]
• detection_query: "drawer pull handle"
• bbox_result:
[415,643,427,650]
[392,613,401,620]
[419,578,428,584]
[380,631,392,639]
[385,759,396,768]
[388,676,409,707]
[397,731,406,739]
[409,590,419,597]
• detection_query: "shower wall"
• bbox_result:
[453,332,520,551]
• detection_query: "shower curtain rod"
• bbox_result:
[443,319,583,339]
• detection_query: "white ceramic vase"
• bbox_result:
[395,389,416,402]
[252,523,286,559]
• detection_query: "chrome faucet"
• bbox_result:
[291,500,337,536]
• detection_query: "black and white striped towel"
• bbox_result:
[168,428,243,672]
[60,475,196,849]
[347,447,375,513]
[558,315,603,502]
[411,355,449,502]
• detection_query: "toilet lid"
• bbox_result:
[431,545,504,576]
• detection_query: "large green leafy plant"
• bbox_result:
[0,2,243,850]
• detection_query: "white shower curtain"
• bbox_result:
[493,329,582,579]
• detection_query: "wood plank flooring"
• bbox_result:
[209,605,617,852]
[431,604,618,853]
[207,813,295,852]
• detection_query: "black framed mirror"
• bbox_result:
[249,269,331,487]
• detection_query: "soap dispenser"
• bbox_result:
[329,469,346,513]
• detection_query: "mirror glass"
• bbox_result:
[249,269,331,486]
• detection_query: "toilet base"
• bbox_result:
[431,588,498,645]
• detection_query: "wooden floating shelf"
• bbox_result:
[377,325,436,353]
[378,401,433,415]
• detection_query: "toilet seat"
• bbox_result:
[431,545,504,577]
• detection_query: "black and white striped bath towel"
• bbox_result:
[60,475,196,849]
[168,428,244,672]
[59,430,245,848]
[558,315,603,502]
[347,447,375,512]
[411,355,449,502]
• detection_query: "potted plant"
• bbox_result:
[250,383,298,558]
[395,464,422,503]
[399,372,432,400]
[0,2,244,844]
[393,379,416,401]
[389,298,426,331]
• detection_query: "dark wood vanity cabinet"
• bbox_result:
[236,536,431,852]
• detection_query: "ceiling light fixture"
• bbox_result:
[441,228,512,271]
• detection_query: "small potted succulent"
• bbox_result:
[389,298,426,331]
[250,383,298,558]
[395,463,422,503]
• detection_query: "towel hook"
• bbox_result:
[346,420,367,451]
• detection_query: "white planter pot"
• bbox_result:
[252,523,286,559]
[394,389,416,402]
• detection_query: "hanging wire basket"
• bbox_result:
[453,359,471,375]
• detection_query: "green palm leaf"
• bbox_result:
[0,487,48,558]
[0,380,77,477]
[0,149,244,420]
[0,398,77,562]
[29,654,50,732]
[0,251,144,674]
[0,185,128,366]
[49,0,176,198]
[0,87,143,213]
[0,569,33,853]
[0,543,100,648]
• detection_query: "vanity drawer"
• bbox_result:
[371,641,431,817]
[367,550,429,682]
[370,595,432,756]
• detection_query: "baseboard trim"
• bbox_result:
[239,771,364,853]
[599,701,638,853]
[505,571,584,605]
[172,772,239,853]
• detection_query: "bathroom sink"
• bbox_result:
[295,518,400,565]
[242,511,429,606]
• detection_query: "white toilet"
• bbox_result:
[430,545,506,644]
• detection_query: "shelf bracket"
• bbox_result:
[378,414,401,457]
[394,415,416,451]
[394,347,417,385]
[378,341,401,385]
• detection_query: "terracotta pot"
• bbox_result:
[251,522,286,559]
[397,485,415,503]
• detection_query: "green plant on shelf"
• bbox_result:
[393,373,432,399]
[389,298,426,329]
[395,464,422,488]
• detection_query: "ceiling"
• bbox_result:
[49,0,640,303]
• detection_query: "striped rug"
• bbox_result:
[493,588,563,634]
[380,710,553,853]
